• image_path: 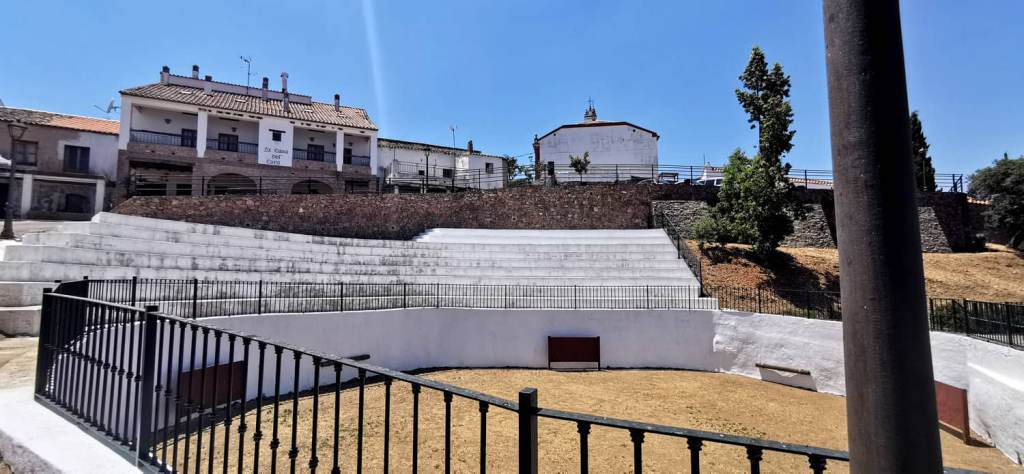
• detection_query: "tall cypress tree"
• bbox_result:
[695,46,804,258]
[910,111,937,192]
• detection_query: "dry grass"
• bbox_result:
[162,369,1020,473]
[692,241,1024,301]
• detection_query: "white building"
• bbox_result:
[118,65,380,197]
[535,104,659,182]
[381,138,506,191]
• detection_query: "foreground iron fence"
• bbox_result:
[39,283,862,473]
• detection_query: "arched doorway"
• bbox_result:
[206,174,257,195]
[291,180,333,195]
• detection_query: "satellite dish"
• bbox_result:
[93,99,119,115]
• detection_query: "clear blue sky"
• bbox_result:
[2,0,1021,174]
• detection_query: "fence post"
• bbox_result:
[257,280,263,315]
[403,283,408,309]
[130,276,138,307]
[518,388,538,474]
[1005,303,1014,346]
[191,278,199,320]
[962,298,970,336]
[34,289,54,396]
[756,287,763,314]
[135,306,160,466]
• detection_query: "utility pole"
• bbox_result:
[822,1,942,472]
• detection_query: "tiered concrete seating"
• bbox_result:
[0,213,708,334]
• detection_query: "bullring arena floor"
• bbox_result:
[171,369,1020,473]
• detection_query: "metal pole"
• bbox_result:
[822,2,942,472]
[518,388,538,474]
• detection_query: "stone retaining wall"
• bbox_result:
[114,183,980,251]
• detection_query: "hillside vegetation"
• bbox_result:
[690,242,1024,301]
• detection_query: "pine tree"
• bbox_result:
[910,111,937,192]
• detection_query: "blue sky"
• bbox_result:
[1,0,1021,174]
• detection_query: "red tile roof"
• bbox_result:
[121,83,377,131]
[0,107,120,135]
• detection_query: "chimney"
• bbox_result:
[191,64,199,79]
[533,134,541,180]
[334,94,340,112]
[280,72,290,113]
[466,140,474,154]
[203,75,212,94]
[160,66,170,84]
[261,77,269,99]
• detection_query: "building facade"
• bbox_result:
[0,107,118,218]
[535,104,659,182]
[117,65,380,198]
[381,138,506,191]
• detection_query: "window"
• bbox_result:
[442,169,454,179]
[217,134,239,152]
[485,162,494,174]
[174,183,192,196]
[307,144,324,162]
[12,140,37,165]
[271,130,282,142]
[63,194,88,213]
[64,145,91,172]
[343,148,353,165]
[181,129,197,147]
[417,170,425,176]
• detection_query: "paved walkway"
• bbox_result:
[0,336,136,472]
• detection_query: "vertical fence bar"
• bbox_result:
[577,422,590,474]
[630,430,644,474]
[136,307,160,465]
[518,388,538,474]
[687,438,702,474]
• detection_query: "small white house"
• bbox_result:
[381,139,505,190]
[535,104,659,182]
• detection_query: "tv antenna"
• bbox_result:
[93,99,119,116]
[240,56,254,93]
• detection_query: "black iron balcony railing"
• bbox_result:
[130,129,194,148]
[293,149,337,163]
[205,138,258,155]
[345,155,371,167]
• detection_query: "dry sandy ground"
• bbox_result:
[166,369,1021,473]
[691,242,1024,301]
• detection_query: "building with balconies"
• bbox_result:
[381,138,507,191]
[117,65,380,198]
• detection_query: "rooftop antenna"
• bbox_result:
[92,99,119,116]
[449,125,457,153]
[240,55,254,93]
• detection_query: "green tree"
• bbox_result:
[910,111,937,192]
[694,47,804,258]
[569,151,590,183]
[501,155,523,181]
[970,153,1024,249]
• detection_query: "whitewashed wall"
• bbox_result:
[539,124,658,171]
[56,132,119,180]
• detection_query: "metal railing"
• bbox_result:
[125,174,375,197]
[346,155,371,167]
[38,280,859,472]
[930,299,1024,348]
[206,138,258,155]
[130,129,192,148]
[83,278,710,319]
[293,149,337,164]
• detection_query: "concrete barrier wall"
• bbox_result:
[201,309,1024,463]
[64,308,1023,463]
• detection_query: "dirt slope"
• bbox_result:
[691,242,1024,301]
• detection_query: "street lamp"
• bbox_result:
[2,122,28,239]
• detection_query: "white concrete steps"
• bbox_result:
[19,233,688,267]
[50,223,678,255]
[0,261,696,287]
[417,228,673,245]
[0,306,41,336]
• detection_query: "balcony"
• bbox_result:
[346,155,371,167]
[130,129,195,148]
[293,148,337,164]
[206,138,258,155]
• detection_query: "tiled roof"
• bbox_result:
[539,120,660,140]
[0,107,120,135]
[121,82,377,131]
[378,137,503,159]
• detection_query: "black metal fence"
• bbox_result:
[81,278,711,319]
[39,282,860,472]
[930,299,1024,348]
